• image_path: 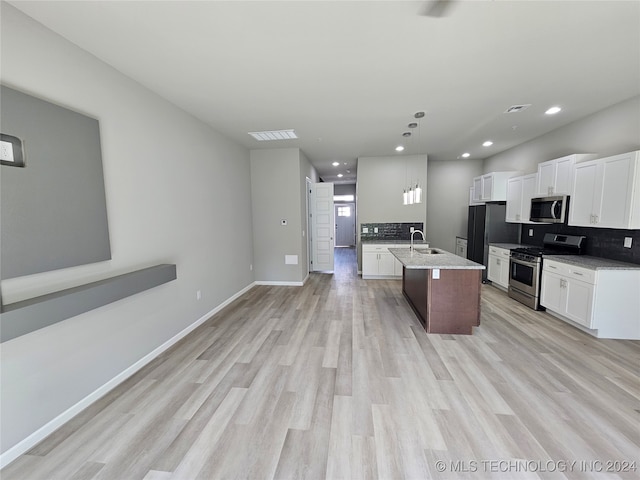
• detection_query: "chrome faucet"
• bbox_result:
[410,230,426,250]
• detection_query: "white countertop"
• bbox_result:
[489,242,535,250]
[544,255,640,271]
[389,248,485,270]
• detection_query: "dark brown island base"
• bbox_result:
[389,247,486,335]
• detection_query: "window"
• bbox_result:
[337,206,351,217]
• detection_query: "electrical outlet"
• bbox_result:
[250,264,253,271]
[529,229,534,237]
[410,227,415,233]
[624,237,632,248]
[362,227,369,233]
[196,290,202,300]
[374,227,378,233]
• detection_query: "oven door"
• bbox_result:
[509,257,539,297]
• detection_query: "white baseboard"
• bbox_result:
[254,280,303,286]
[0,281,256,469]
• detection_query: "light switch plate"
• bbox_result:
[362,227,369,233]
[374,227,378,233]
[529,229,534,237]
[624,237,632,248]
[432,268,440,279]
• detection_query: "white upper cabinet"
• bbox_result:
[471,171,521,203]
[506,173,537,223]
[569,150,640,229]
[536,154,597,196]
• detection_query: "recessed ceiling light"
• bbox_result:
[396,145,405,152]
[482,141,493,147]
[462,152,471,158]
[408,122,418,128]
[337,173,344,178]
[414,111,425,119]
[402,132,412,137]
[545,106,562,115]
[332,161,339,166]
[248,129,297,141]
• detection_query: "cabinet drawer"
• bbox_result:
[362,245,390,253]
[489,246,510,257]
[543,260,596,284]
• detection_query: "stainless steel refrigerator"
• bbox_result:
[467,203,520,281]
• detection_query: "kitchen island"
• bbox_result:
[389,247,485,335]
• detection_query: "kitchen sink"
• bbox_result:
[414,248,442,254]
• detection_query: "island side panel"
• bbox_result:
[402,266,429,327]
[426,269,481,334]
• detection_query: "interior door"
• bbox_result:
[335,203,355,247]
[310,182,334,272]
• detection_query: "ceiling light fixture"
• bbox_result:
[337,173,343,178]
[403,132,412,137]
[408,122,418,128]
[482,141,493,147]
[332,161,339,166]
[545,106,562,115]
[504,104,531,113]
[462,153,471,158]
[395,145,405,152]
[414,111,425,118]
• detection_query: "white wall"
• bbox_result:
[484,95,640,174]
[426,158,483,251]
[0,4,254,460]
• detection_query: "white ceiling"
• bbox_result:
[8,0,640,184]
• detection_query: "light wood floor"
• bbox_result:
[3,247,639,479]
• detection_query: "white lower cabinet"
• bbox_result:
[540,259,640,339]
[455,237,467,258]
[487,246,510,289]
[362,244,403,279]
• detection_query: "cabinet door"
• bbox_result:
[378,252,396,276]
[487,254,501,284]
[498,254,510,288]
[472,177,482,202]
[540,271,564,312]
[554,156,575,194]
[564,278,595,328]
[505,177,522,222]
[481,174,494,201]
[596,154,633,228]
[362,252,379,276]
[569,162,599,227]
[521,174,537,223]
[537,161,556,195]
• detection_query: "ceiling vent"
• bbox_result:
[504,104,532,113]
[248,129,297,141]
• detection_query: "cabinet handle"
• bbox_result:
[548,265,557,269]
[573,272,583,276]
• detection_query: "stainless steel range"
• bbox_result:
[508,233,586,310]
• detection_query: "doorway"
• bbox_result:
[335,203,355,247]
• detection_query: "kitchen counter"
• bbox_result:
[361,239,430,245]
[489,242,535,250]
[389,248,485,270]
[390,247,483,335]
[545,255,640,271]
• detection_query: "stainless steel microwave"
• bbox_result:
[530,195,568,223]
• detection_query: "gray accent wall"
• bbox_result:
[250,147,317,284]
[426,158,483,252]
[1,85,111,280]
[1,4,254,457]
